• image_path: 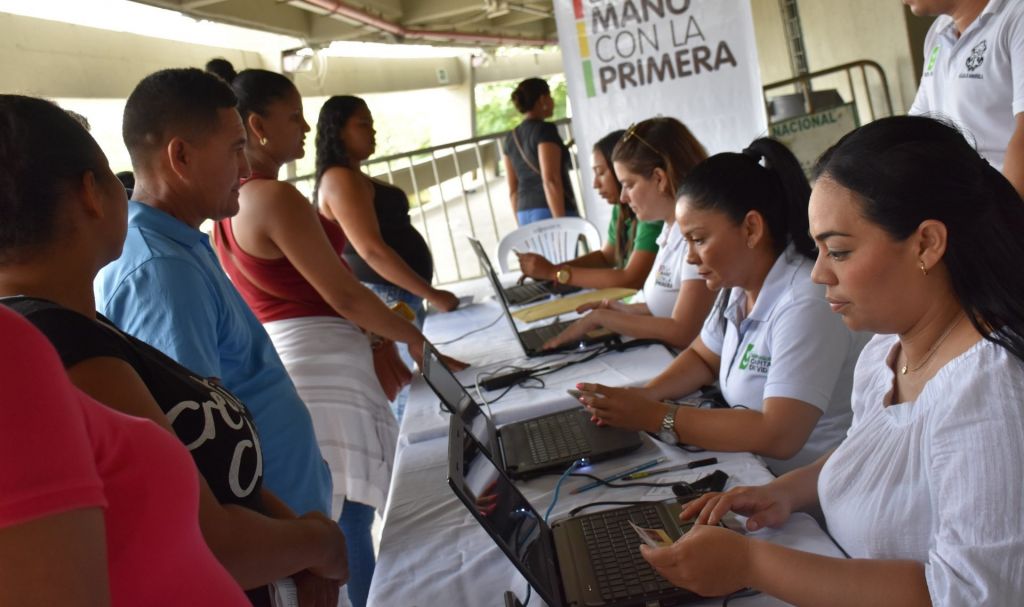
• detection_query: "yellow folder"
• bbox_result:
[511,288,637,323]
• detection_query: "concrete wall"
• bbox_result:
[751,0,794,86]
[0,12,269,99]
[798,0,918,116]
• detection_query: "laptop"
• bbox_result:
[468,237,581,306]
[448,413,704,607]
[468,237,619,357]
[422,341,641,479]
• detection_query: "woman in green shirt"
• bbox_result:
[517,130,661,289]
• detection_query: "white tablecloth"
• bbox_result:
[367,295,845,607]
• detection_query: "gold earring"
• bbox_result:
[259,136,268,146]
[919,260,928,276]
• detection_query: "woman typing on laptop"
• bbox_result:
[576,138,866,476]
[515,130,662,291]
[541,117,718,350]
[641,117,1024,604]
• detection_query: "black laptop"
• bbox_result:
[448,414,704,607]
[468,237,619,357]
[468,237,581,306]
[422,341,641,479]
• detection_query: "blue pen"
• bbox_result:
[570,456,667,495]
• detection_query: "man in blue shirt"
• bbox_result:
[95,68,333,518]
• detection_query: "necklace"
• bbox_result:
[900,313,965,375]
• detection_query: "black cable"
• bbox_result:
[432,313,504,346]
[567,472,680,489]
[568,500,665,517]
[722,588,760,605]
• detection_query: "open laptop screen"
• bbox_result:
[422,341,492,449]
[448,415,563,606]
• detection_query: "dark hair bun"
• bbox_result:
[205,58,237,83]
[510,78,550,114]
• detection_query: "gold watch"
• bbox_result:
[555,266,572,285]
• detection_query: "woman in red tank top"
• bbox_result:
[207,61,466,607]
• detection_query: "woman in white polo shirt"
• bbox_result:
[639,116,1024,606]
[542,117,718,350]
[578,138,867,475]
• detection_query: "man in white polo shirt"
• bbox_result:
[906,0,1024,196]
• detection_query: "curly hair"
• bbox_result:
[313,95,367,199]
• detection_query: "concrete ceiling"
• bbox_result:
[131,0,557,47]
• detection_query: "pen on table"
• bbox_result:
[570,456,667,495]
[623,457,718,480]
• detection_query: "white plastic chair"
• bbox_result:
[495,216,602,273]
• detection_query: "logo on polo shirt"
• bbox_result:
[963,40,987,76]
[737,343,771,374]
[924,45,940,75]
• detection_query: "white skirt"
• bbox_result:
[263,316,397,516]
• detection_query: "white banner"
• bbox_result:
[554,0,768,228]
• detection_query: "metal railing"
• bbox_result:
[762,59,895,124]
[287,117,584,285]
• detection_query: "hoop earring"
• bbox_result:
[260,136,268,146]
[919,260,928,276]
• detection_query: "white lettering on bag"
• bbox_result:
[166,377,262,499]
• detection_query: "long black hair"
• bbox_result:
[0,95,104,264]
[313,95,367,199]
[678,137,814,260]
[594,129,634,266]
[815,114,1024,363]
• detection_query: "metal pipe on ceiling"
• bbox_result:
[292,0,556,46]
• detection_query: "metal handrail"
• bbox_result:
[287,118,581,286]
[286,117,572,184]
[762,59,894,121]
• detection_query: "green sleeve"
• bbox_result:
[632,219,664,253]
[605,204,620,246]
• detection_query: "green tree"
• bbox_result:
[474,76,570,137]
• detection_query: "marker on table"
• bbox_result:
[570,456,667,495]
[623,457,718,480]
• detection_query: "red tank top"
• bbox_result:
[213,175,350,324]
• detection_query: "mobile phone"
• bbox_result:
[567,388,585,399]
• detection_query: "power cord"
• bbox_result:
[568,472,681,489]
[432,313,504,346]
[544,459,586,523]
[722,588,761,605]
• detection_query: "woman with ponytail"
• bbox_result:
[206,62,464,607]
[577,137,867,475]
[516,129,662,290]
[638,116,1024,606]
[504,77,579,225]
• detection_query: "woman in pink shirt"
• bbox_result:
[0,307,248,607]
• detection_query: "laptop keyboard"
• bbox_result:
[523,410,590,463]
[505,282,550,305]
[529,321,568,344]
[579,504,677,601]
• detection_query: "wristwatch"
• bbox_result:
[555,266,572,285]
[656,406,678,444]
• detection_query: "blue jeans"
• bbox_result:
[516,206,579,226]
[339,499,376,607]
[364,282,426,423]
